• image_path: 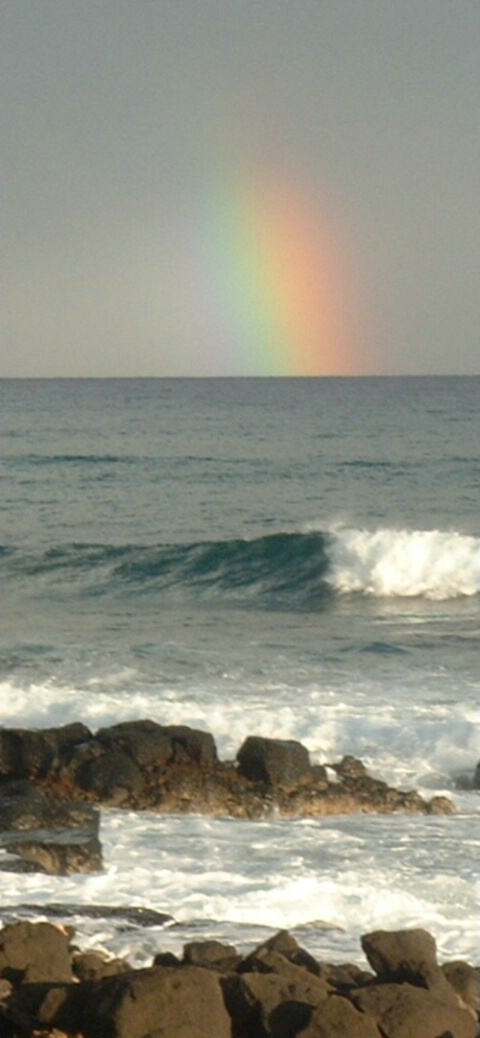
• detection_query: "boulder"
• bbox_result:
[361,928,438,984]
[359,927,467,1010]
[297,993,381,1037]
[473,761,480,789]
[237,736,311,788]
[0,922,72,984]
[82,965,232,1038]
[351,982,476,1038]
[224,969,329,1037]
[96,720,217,769]
[0,723,92,780]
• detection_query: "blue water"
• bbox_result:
[0,376,478,965]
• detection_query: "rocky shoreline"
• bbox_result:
[0,919,477,1037]
[1,721,477,1035]
[0,719,461,876]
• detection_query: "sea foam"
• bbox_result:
[327,527,479,599]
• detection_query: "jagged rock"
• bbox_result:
[237,736,312,788]
[351,982,476,1038]
[0,922,72,984]
[0,722,458,818]
[0,924,477,1038]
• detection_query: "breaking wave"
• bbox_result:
[1,527,478,604]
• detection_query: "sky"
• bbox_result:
[1,0,479,377]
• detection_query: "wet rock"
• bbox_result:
[333,755,368,781]
[0,783,102,875]
[0,722,458,818]
[237,736,311,788]
[351,982,476,1038]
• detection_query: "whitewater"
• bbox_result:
[0,376,478,969]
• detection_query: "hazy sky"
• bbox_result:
[1,1,479,376]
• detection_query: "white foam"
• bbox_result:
[1,811,477,967]
[326,527,480,599]
[1,674,477,793]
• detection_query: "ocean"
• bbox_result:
[0,376,478,969]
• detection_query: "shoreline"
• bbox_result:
[0,919,477,1037]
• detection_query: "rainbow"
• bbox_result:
[190,170,360,376]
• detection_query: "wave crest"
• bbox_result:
[2,527,478,604]
[328,527,479,599]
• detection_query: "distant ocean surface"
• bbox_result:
[0,376,478,967]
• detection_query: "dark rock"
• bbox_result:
[237,736,311,788]
[2,979,83,1035]
[82,965,232,1038]
[297,993,381,1037]
[74,748,145,805]
[0,728,55,780]
[0,922,72,984]
[0,782,99,834]
[473,761,480,789]
[96,719,217,769]
[351,982,476,1038]
[0,784,102,875]
[333,755,368,781]
[0,721,458,818]
[6,832,102,875]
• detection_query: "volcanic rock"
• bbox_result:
[237,735,312,788]
[0,782,102,875]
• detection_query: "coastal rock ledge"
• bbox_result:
[0,720,455,824]
[0,921,477,1038]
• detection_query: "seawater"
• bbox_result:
[0,377,478,967]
